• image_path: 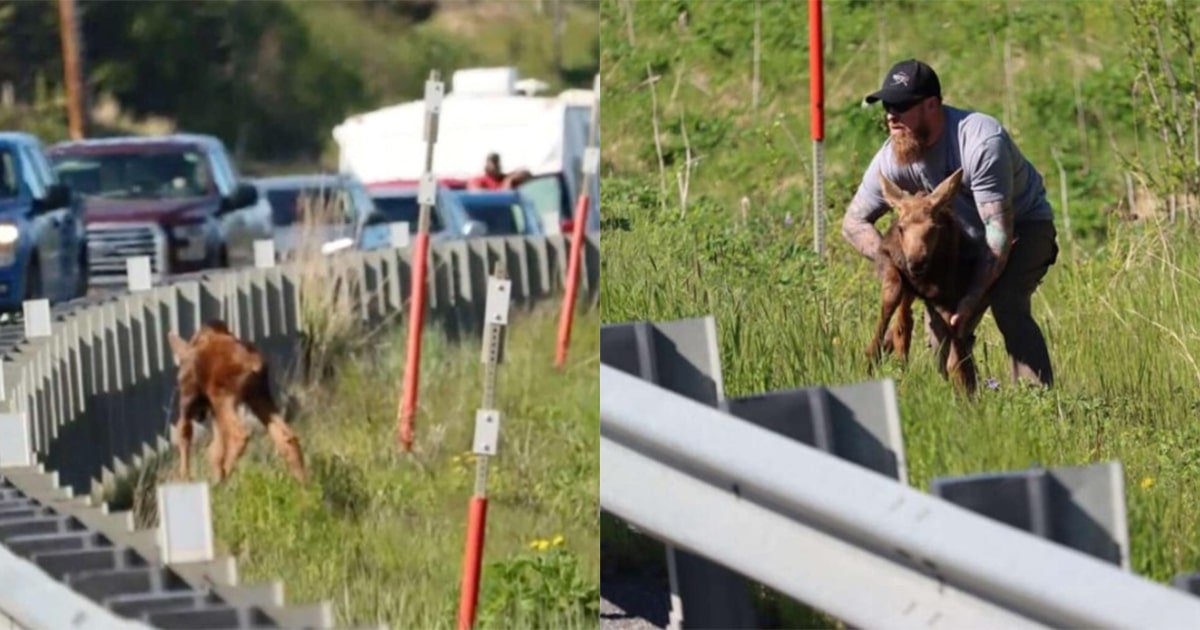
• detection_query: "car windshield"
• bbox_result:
[0,148,18,199]
[51,149,211,199]
[461,198,525,236]
[266,187,356,226]
[517,176,566,221]
[369,195,444,232]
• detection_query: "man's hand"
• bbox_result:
[950,294,980,336]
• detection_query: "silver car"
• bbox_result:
[252,173,376,259]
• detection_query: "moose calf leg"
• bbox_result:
[946,338,979,395]
[266,418,307,483]
[221,423,251,480]
[247,395,307,483]
[172,419,193,480]
[927,307,955,379]
[892,293,915,362]
[207,425,226,484]
[867,266,905,365]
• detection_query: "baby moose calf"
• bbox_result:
[867,168,982,395]
[167,322,307,483]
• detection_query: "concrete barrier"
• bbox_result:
[0,232,599,628]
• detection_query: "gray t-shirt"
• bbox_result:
[848,105,1054,246]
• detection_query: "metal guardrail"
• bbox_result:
[0,233,599,629]
[600,363,1200,628]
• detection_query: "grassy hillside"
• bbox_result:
[600,0,1200,616]
[601,0,1140,242]
[136,304,600,629]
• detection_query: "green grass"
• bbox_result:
[168,305,598,630]
[599,1,1200,623]
[601,0,1148,243]
[601,181,1200,585]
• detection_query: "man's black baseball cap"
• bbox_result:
[865,59,942,106]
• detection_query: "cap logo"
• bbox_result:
[890,72,911,87]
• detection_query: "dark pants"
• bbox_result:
[926,220,1059,386]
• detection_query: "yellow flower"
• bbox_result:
[1141,476,1155,490]
[551,534,565,547]
[451,456,461,464]
[535,540,550,551]
[528,540,541,549]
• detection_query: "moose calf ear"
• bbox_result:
[879,172,907,210]
[929,168,964,207]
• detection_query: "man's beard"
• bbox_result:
[891,122,930,166]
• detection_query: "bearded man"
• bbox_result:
[841,59,1059,387]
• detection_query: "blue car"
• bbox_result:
[359,187,544,252]
[252,173,376,259]
[359,184,468,251]
[0,132,87,309]
[452,190,545,237]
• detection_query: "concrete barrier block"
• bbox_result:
[503,236,530,307]
[360,251,383,325]
[931,461,1130,569]
[525,236,551,298]
[237,271,257,343]
[598,316,758,629]
[174,281,201,341]
[198,276,225,329]
[546,234,568,291]
[382,248,403,316]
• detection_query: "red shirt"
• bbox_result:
[468,173,506,190]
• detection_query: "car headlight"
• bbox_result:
[0,223,19,246]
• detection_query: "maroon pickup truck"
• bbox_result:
[46,133,273,286]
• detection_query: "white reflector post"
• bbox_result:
[126,256,152,292]
[484,277,512,326]
[253,239,276,269]
[0,412,31,466]
[157,481,214,564]
[472,409,502,456]
[389,222,411,248]
[22,299,50,339]
[541,212,562,236]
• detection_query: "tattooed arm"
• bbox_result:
[843,150,892,263]
[953,200,1014,329]
[842,197,886,261]
[952,131,1017,332]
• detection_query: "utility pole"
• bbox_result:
[553,0,564,74]
[57,0,87,140]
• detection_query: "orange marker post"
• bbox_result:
[398,70,444,451]
[555,73,600,369]
[809,0,826,256]
[457,267,511,630]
